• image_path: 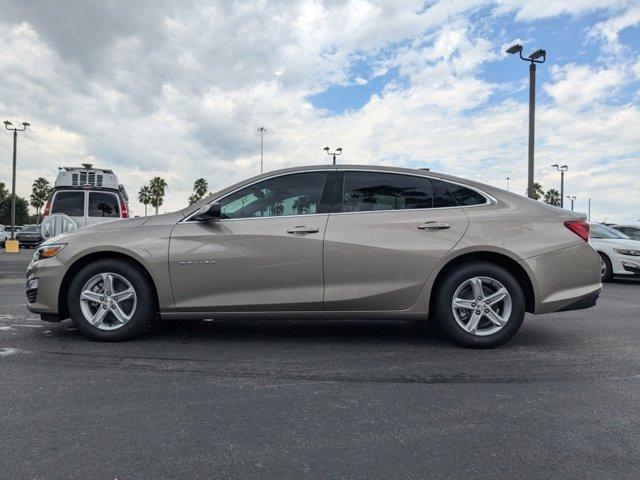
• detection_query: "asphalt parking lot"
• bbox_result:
[1,249,639,479]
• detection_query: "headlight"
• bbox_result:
[614,248,640,256]
[33,243,66,261]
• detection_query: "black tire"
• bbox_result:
[67,258,156,341]
[434,261,526,348]
[599,253,613,283]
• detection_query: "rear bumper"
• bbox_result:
[557,288,602,312]
[521,242,602,314]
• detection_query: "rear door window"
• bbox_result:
[341,172,434,212]
[51,191,84,216]
[88,192,120,218]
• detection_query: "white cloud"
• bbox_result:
[0,0,638,224]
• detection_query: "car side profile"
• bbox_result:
[589,223,640,282]
[26,165,602,348]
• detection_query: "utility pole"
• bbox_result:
[257,126,267,174]
[506,44,547,199]
[323,146,342,165]
[3,121,30,250]
[551,164,568,208]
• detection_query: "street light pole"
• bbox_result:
[588,198,591,222]
[4,121,30,242]
[506,44,547,199]
[505,177,511,191]
[566,195,576,211]
[323,146,342,165]
[551,164,568,208]
[257,126,267,174]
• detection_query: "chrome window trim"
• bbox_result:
[181,167,494,223]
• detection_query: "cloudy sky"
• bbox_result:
[0,0,639,222]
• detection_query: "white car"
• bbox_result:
[589,223,640,282]
[611,224,640,241]
[0,225,9,247]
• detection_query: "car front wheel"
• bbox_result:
[67,259,156,341]
[435,261,525,348]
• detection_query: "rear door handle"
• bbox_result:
[287,226,320,234]
[417,221,450,230]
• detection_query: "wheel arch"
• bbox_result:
[428,251,536,314]
[58,251,160,320]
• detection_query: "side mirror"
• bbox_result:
[193,202,222,222]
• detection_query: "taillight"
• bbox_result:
[43,199,51,217]
[564,220,589,242]
[120,201,129,218]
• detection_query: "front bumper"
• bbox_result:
[25,255,67,316]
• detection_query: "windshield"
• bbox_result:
[21,225,39,232]
[590,223,631,240]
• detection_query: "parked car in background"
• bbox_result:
[27,165,601,348]
[43,163,130,227]
[589,223,640,282]
[611,224,640,241]
[0,225,9,247]
[16,225,43,248]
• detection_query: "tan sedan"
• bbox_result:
[27,165,601,348]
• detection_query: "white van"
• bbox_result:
[43,164,130,227]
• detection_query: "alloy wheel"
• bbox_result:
[79,272,137,330]
[451,276,512,336]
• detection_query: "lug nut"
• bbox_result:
[111,305,116,309]
[471,302,476,307]
[102,305,107,310]
[485,309,489,313]
[475,310,481,315]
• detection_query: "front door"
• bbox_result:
[169,171,333,311]
[323,171,469,311]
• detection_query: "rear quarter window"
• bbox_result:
[444,182,488,206]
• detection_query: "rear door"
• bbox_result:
[323,170,468,311]
[50,190,86,226]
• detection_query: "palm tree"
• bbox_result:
[544,188,561,206]
[30,177,52,223]
[531,182,544,201]
[149,177,167,215]
[188,178,208,205]
[138,185,152,216]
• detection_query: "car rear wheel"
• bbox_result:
[67,259,155,341]
[599,253,613,283]
[435,261,525,348]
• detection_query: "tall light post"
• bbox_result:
[566,195,576,211]
[4,121,30,248]
[257,126,267,174]
[506,44,547,199]
[588,198,591,222]
[505,176,511,191]
[551,164,568,208]
[323,146,342,165]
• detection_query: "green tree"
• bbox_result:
[149,177,167,215]
[188,178,208,205]
[0,195,30,226]
[544,188,561,206]
[137,185,152,217]
[0,181,8,204]
[531,182,544,201]
[30,177,52,223]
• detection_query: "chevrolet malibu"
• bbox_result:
[26,165,602,348]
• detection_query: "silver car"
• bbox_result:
[26,165,601,348]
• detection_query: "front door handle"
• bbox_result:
[287,226,320,235]
[418,221,450,230]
